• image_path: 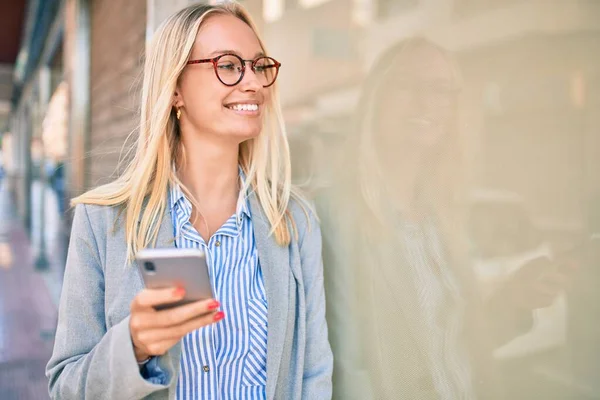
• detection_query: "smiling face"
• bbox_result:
[374,43,459,153]
[174,14,271,144]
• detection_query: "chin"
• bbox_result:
[417,133,444,148]
[226,125,262,142]
[404,125,445,148]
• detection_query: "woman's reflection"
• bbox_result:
[320,37,565,400]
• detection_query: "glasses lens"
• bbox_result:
[216,55,243,85]
[254,57,278,86]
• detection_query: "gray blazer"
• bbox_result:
[46,194,333,400]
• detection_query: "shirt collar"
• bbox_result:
[169,167,252,222]
[237,168,252,221]
[168,181,187,217]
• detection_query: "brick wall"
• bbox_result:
[89,0,146,186]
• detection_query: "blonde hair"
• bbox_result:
[73,2,302,260]
[352,37,465,232]
[329,37,469,273]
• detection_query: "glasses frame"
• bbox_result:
[187,53,281,88]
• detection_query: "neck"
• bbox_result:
[383,149,425,220]
[177,134,240,208]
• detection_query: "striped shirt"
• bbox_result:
[169,180,268,400]
[399,217,474,399]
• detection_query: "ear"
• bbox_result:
[173,89,184,108]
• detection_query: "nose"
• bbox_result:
[410,90,439,115]
[239,61,262,91]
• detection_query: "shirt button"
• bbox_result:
[203,365,210,372]
[215,240,221,247]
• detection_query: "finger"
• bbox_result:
[534,279,563,296]
[132,287,186,310]
[532,294,557,308]
[131,318,183,354]
[517,256,553,278]
[154,298,221,328]
[143,338,182,357]
[537,273,568,289]
[535,286,562,297]
[141,311,225,342]
[561,260,580,271]
[130,309,157,333]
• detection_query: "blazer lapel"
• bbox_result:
[249,192,290,400]
[139,204,181,399]
[127,206,175,290]
[133,203,176,248]
[155,207,176,249]
[369,233,431,365]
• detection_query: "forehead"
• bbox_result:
[386,44,457,85]
[193,14,262,57]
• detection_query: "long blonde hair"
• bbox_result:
[328,37,469,278]
[351,37,465,234]
[73,2,300,260]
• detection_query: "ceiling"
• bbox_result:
[0,0,27,65]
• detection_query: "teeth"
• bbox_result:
[229,104,258,112]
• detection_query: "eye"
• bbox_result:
[255,65,275,74]
[216,55,242,72]
[217,62,236,71]
[253,58,276,74]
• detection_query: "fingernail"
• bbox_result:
[174,287,186,297]
[208,300,220,310]
[214,311,225,321]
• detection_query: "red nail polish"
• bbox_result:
[208,300,220,310]
[214,311,225,321]
[174,287,186,297]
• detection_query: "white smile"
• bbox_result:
[226,103,259,112]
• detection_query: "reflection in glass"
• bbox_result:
[318,37,574,400]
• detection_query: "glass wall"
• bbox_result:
[269,0,600,398]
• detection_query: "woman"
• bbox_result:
[319,37,565,399]
[46,3,332,399]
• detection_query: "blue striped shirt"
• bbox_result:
[169,180,268,400]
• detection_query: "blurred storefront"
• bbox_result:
[9,0,63,230]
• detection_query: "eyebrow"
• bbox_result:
[207,49,266,58]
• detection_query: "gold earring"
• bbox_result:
[176,108,182,120]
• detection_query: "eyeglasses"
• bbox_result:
[187,53,281,88]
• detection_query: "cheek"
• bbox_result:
[263,89,272,104]
[374,103,403,139]
[378,91,413,116]
[186,90,231,125]
[181,71,227,110]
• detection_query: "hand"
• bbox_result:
[499,256,573,310]
[129,287,223,362]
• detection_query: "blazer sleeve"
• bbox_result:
[318,201,374,400]
[298,209,334,399]
[45,204,177,399]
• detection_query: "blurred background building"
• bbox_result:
[0,0,598,398]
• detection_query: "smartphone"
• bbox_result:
[136,248,214,310]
